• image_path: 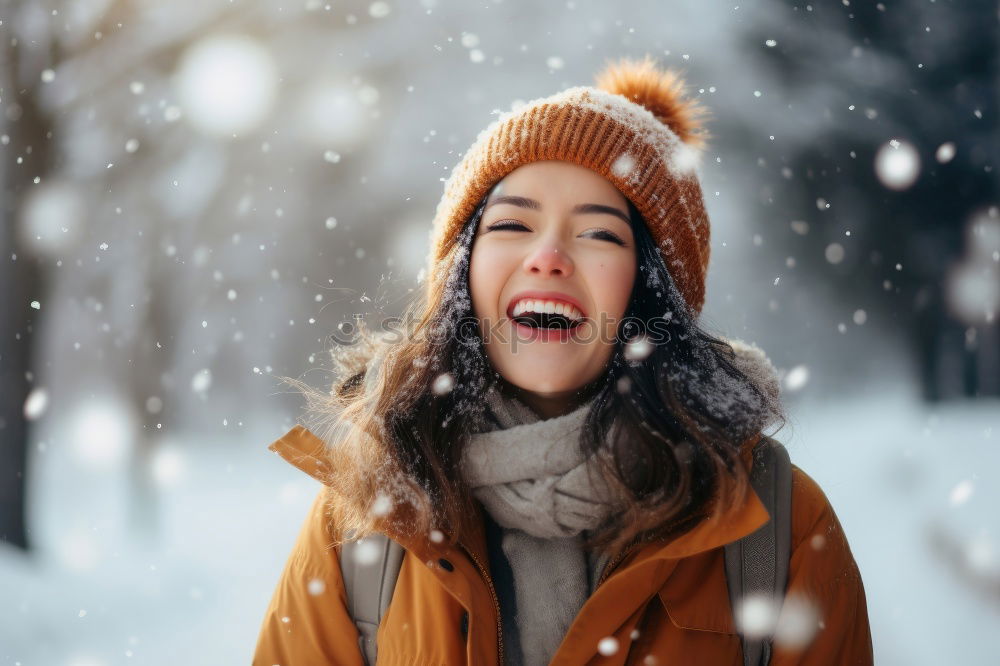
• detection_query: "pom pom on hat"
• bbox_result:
[594,55,711,152]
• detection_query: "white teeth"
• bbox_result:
[510,298,583,321]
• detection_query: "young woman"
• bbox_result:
[253,56,873,665]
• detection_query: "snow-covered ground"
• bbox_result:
[785,386,1000,665]
[2,380,998,665]
[0,420,321,666]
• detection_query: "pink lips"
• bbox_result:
[505,290,587,343]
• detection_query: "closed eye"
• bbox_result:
[484,220,628,247]
[583,229,628,246]
[485,220,529,232]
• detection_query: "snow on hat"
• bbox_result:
[425,54,714,315]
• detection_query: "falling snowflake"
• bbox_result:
[307,578,327,596]
[611,153,637,179]
[369,1,391,18]
[734,593,779,638]
[23,388,49,420]
[875,138,920,190]
[935,142,956,164]
[597,636,619,656]
[773,593,820,650]
[371,493,393,517]
[191,369,212,393]
[352,538,382,565]
[624,336,653,361]
[825,243,845,264]
[151,446,185,487]
[784,365,809,391]
[175,35,276,136]
[949,480,974,507]
[432,373,455,395]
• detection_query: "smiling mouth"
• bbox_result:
[510,311,584,330]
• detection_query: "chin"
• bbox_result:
[515,378,578,395]
[487,346,610,395]
[498,362,595,396]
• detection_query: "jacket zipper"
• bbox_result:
[458,542,504,665]
[454,538,638,665]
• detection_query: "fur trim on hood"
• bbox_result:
[725,337,782,426]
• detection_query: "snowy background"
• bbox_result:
[1,0,997,664]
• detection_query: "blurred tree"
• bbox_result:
[1,0,431,553]
[0,0,60,551]
[745,0,998,400]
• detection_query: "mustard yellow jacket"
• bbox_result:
[254,426,873,665]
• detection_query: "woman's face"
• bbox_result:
[468,160,637,415]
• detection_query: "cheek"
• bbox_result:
[589,255,636,317]
[468,244,505,317]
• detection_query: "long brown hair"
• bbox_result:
[294,192,784,554]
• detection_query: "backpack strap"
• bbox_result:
[724,435,793,666]
[339,533,405,665]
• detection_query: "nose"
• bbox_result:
[522,240,574,278]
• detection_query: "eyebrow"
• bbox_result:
[484,195,631,226]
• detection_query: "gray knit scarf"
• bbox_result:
[460,385,620,666]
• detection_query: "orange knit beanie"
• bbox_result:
[425,54,714,316]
